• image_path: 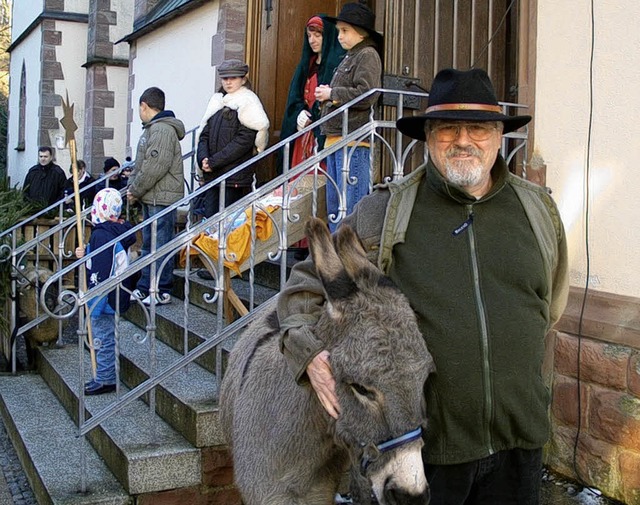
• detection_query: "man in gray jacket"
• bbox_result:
[278,69,569,504]
[127,87,185,305]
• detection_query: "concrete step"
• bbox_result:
[125,297,232,375]
[236,251,302,291]
[117,319,224,448]
[125,274,271,376]
[36,344,201,495]
[0,373,131,505]
[172,268,281,314]
[122,260,287,372]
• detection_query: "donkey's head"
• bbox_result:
[306,218,434,505]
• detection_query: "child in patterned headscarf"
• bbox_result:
[75,188,136,395]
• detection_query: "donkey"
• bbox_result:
[220,218,434,505]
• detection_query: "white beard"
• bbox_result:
[444,158,485,188]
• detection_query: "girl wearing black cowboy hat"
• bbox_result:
[314,2,383,231]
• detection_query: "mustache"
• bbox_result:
[446,147,482,158]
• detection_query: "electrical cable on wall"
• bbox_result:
[572,0,596,496]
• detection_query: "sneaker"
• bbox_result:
[130,288,146,302]
[141,292,171,306]
[84,380,116,396]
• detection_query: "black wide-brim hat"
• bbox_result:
[397,68,531,141]
[325,2,383,47]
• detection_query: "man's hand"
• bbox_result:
[307,350,340,419]
[126,189,136,203]
[201,158,211,172]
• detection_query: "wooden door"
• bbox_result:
[380,0,518,102]
[245,1,525,179]
[246,0,343,173]
[378,0,521,178]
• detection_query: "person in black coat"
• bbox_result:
[23,146,67,209]
[63,159,96,212]
[96,157,127,192]
[196,59,269,218]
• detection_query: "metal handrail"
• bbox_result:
[5,85,531,367]
[1,125,201,246]
[2,166,124,241]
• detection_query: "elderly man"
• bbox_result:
[277,68,569,504]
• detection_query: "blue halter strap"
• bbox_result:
[360,426,422,473]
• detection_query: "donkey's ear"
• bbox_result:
[305,218,357,303]
[333,222,380,286]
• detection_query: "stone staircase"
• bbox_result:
[0,257,294,504]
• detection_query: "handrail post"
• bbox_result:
[10,231,18,374]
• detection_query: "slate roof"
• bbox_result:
[122,0,209,42]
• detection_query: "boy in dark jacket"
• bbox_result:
[96,157,127,192]
[76,188,136,395]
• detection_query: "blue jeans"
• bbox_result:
[91,314,116,385]
[325,146,370,232]
[137,203,175,295]
[425,448,542,505]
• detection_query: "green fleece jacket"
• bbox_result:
[277,156,569,465]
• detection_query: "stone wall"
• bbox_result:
[39,19,63,148]
[547,287,640,504]
[211,0,247,67]
[84,0,130,174]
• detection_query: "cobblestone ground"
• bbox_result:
[0,416,37,505]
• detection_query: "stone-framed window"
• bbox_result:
[16,61,26,151]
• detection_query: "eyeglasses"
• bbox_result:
[429,122,499,142]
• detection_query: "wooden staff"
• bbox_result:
[62,93,97,379]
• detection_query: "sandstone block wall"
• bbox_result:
[548,288,640,504]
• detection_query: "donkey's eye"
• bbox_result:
[350,383,376,401]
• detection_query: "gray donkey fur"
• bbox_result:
[221,218,434,505]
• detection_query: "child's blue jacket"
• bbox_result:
[86,220,135,316]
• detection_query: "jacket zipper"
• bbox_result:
[465,204,495,456]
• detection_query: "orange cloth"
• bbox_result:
[324,135,370,149]
[181,206,276,275]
